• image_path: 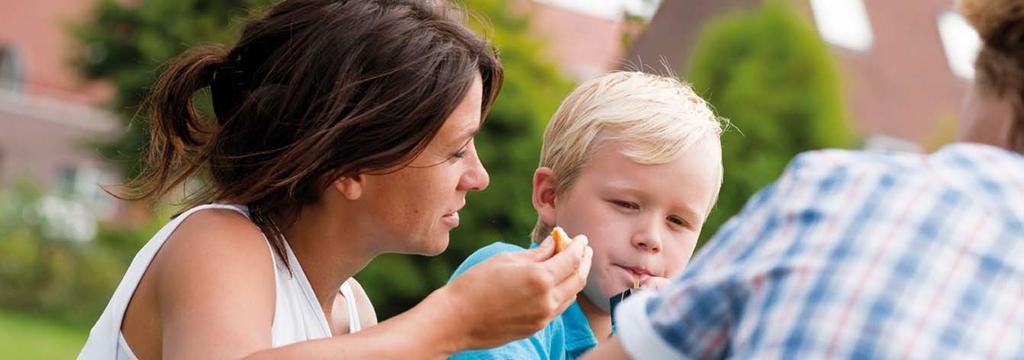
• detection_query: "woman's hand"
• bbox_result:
[431,235,593,351]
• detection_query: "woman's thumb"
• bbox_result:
[524,236,555,260]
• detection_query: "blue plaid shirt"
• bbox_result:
[615,144,1024,359]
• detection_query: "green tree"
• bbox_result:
[73,0,571,319]
[0,183,142,325]
[74,0,266,178]
[686,2,854,246]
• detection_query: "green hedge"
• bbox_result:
[687,1,855,247]
[0,185,158,325]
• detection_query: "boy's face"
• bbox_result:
[536,139,721,311]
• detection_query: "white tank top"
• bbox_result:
[77,204,362,360]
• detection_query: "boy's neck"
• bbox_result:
[577,295,612,342]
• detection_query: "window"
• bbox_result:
[809,0,874,52]
[56,165,78,196]
[938,11,982,79]
[0,47,24,92]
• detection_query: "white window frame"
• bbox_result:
[937,11,982,79]
[809,0,875,52]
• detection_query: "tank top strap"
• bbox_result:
[339,280,361,333]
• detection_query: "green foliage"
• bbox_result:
[686,2,855,246]
[0,185,159,325]
[73,0,571,320]
[73,0,268,179]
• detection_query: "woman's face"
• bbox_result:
[356,76,490,255]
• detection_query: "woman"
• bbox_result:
[78,0,592,358]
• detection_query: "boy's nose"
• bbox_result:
[631,227,663,253]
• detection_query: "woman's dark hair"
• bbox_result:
[963,0,1024,151]
[118,0,504,263]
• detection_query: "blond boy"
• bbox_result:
[449,71,724,359]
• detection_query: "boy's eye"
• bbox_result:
[611,200,639,210]
[667,215,691,229]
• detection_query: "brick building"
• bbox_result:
[628,0,980,151]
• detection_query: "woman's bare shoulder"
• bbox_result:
[148,208,279,356]
[152,208,276,309]
[159,208,271,266]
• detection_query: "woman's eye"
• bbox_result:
[451,139,474,160]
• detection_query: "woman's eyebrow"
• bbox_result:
[453,125,480,145]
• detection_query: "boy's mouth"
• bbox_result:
[615,265,652,287]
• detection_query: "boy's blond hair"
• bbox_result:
[530,71,724,243]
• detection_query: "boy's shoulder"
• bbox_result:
[449,241,528,281]
[448,241,588,360]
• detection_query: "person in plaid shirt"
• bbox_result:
[584,0,1024,358]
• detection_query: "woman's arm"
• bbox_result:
[157,215,591,359]
[250,236,592,359]
[249,236,593,357]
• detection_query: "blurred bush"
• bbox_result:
[686,1,856,247]
[0,184,160,325]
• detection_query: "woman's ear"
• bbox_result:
[532,167,558,226]
[332,174,364,200]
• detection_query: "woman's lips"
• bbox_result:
[441,211,460,227]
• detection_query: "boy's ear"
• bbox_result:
[332,174,364,200]
[532,167,558,226]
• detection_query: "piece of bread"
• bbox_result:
[551,227,571,253]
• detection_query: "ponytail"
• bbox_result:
[114,45,227,201]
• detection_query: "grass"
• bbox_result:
[0,308,87,359]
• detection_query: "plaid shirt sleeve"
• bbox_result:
[615,145,1024,359]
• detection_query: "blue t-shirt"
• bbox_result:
[448,242,599,360]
